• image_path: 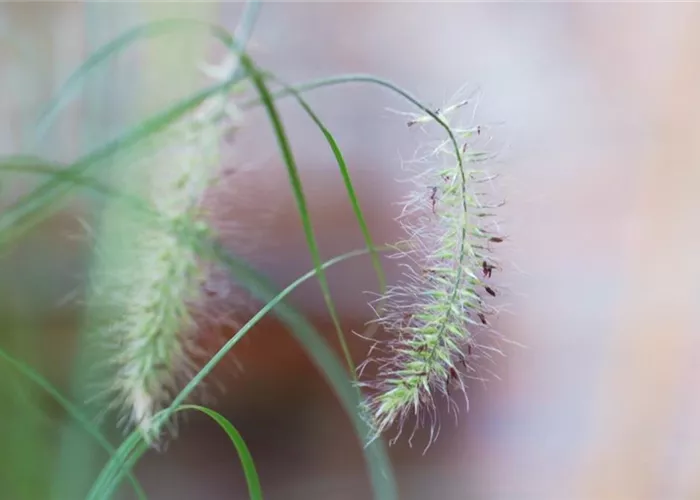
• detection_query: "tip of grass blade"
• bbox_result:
[178,405,262,500]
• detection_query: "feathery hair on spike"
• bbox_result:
[87,53,247,445]
[359,89,505,448]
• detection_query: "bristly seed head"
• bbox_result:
[87,54,245,446]
[359,89,505,449]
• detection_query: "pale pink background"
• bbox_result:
[2,2,700,499]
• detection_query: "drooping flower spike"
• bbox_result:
[359,91,505,448]
[88,53,245,445]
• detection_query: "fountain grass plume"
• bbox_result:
[87,53,244,445]
[358,90,505,448]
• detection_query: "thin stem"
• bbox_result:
[238,52,355,377]
[250,73,471,360]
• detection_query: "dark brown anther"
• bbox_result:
[478,312,488,325]
[482,261,494,279]
[450,367,459,380]
[489,236,504,243]
[458,352,468,368]
[485,286,496,297]
[477,125,482,135]
[429,186,438,214]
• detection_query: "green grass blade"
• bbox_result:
[0,157,391,425]
[0,71,245,250]
[89,243,397,500]
[5,14,403,499]
[3,16,263,251]
[86,436,147,500]
[244,73,469,342]
[244,73,462,154]
[170,246,386,413]
[232,0,262,52]
[36,3,261,147]
[1,69,431,500]
[35,21,228,145]
[270,76,387,303]
[239,54,354,377]
[178,405,262,500]
[0,156,119,198]
[206,244,398,500]
[0,348,148,500]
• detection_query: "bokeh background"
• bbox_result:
[2,2,700,499]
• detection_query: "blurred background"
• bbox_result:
[2,2,700,499]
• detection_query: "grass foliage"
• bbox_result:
[0,1,503,498]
